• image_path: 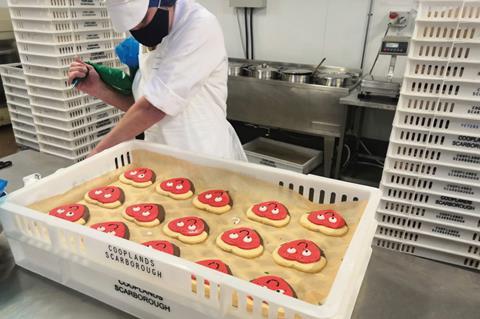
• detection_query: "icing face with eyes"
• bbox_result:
[91,222,129,239]
[307,210,346,229]
[87,186,123,204]
[124,168,155,183]
[168,216,206,237]
[160,178,193,195]
[197,190,231,207]
[220,227,262,250]
[250,275,296,298]
[143,240,179,256]
[277,240,322,264]
[123,203,164,227]
[251,201,289,221]
[48,204,89,224]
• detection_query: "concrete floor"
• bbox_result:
[0,125,18,158]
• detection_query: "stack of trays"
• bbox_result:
[375,0,480,270]
[6,0,126,161]
[0,63,39,150]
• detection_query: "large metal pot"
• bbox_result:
[316,73,353,87]
[280,68,313,84]
[228,62,246,76]
[244,63,280,80]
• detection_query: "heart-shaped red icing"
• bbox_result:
[251,201,289,220]
[143,240,178,256]
[87,186,123,204]
[125,203,163,223]
[48,204,88,223]
[160,178,193,195]
[91,221,129,239]
[277,240,322,264]
[123,168,155,183]
[196,259,232,275]
[168,216,206,237]
[251,275,296,298]
[220,227,262,250]
[197,190,231,207]
[307,210,346,229]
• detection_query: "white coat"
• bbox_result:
[132,0,247,161]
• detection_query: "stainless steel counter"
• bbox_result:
[1,151,479,319]
[339,90,397,111]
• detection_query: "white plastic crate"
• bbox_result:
[3,83,28,97]
[29,94,98,110]
[9,6,108,20]
[402,77,480,99]
[14,136,39,150]
[37,123,112,149]
[0,140,380,319]
[8,0,105,7]
[11,18,110,33]
[384,156,480,186]
[381,184,480,215]
[391,126,480,155]
[23,59,123,79]
[26,74,71,90]
[31,101,111,120]
[4,93,30,107]
[375,223,480,260]
[9,111,34,125]
[413,21,480,42]
[409,39,480,63]
[379,198,480,231]
[20,49,116,67]
[405,58,480,82]
[7,101,32,116]
[398,94,480,119]
[28,84,85,99]
[387,141,480,171]
[39,139,98,161]
[394,110,480,136]
[1,75,27,88]
[10,118,36,134]
[35,114,121,139]
[33,107,120,130]
[374,236,480,270]
[13,127,37,142]
[17,39,114,56]
[15,29,122,45]
[376,210,480,244]
[0,63,25,78]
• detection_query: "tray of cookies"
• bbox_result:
[0,140,380,319]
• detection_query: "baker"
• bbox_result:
[68,0,247,161]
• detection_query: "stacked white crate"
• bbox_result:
[7,0,125,161]
[374,0,480,270]
[0,63,40,150]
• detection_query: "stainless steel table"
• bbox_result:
[1,151,479,319]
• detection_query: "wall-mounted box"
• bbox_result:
[229,0,266,8]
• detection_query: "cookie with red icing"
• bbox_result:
[216,227,264,258]
[91,221,129,239]
[122,203,165,227]
[196,259,232,276]
[246,201,290,227]
[48,204,89,225]
[192,190,232,214]
[163,216,209,244]
[250,275,296,298]
[156,177,194,200]
[300,209,348,236]
[119,167,156,188]
[272,239,326,273]
[84,186,124,208]
[143,240,180,256]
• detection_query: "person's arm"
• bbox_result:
[68,58,134,112]
[90,97,165,156]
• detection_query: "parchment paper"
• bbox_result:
[29,150,368,305]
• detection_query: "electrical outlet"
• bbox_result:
[229,0,266,8]
[388,11,410,28]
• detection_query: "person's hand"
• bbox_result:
[68,58,102,97]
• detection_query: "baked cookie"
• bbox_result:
[300,209,348,236]
[216,227,264,258]
[193,190,232,214]
[84,186,124,208]
[163,216,209,244]
[272,239,326,273]
[192,259,232,297]
[156,177,194,200]
[143,240,180,256]
[250,275,297,298]
[119,167,156,188]
[48,204,89,225]
[91,221,129,239]
[122,203,165,227]
[246,201,290,227]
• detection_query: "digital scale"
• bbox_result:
[359,35,410,99]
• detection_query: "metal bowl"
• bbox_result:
[280,68,313,84]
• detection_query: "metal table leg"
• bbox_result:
[323,136,335,178]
